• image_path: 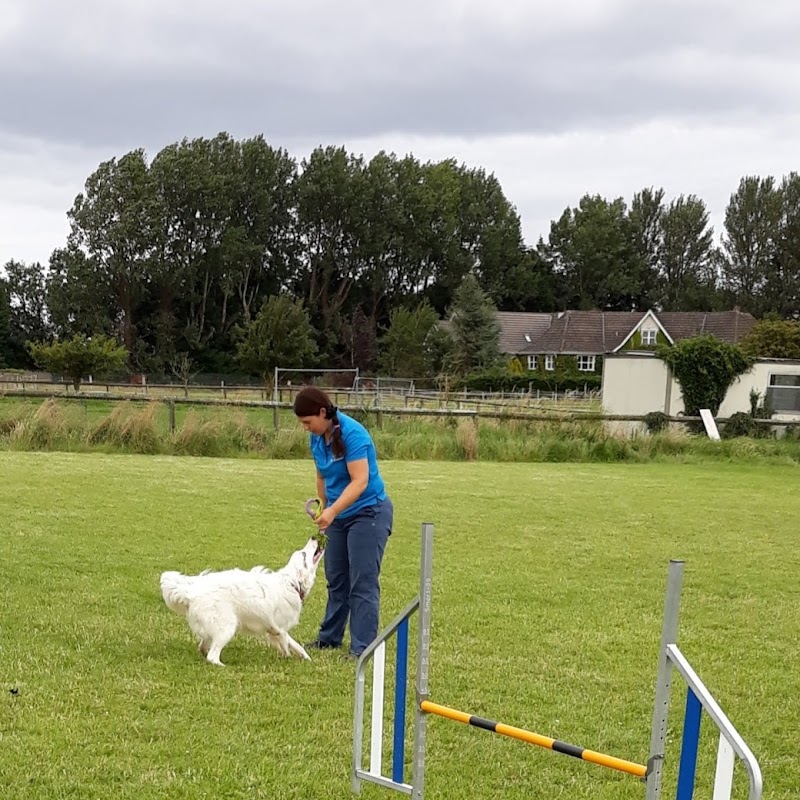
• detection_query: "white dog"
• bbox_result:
[160,538,324,666]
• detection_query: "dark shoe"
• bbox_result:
[305,639,340,651]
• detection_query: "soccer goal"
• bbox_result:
[353,376,417,405]
[273,367,359,403]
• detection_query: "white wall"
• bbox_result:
[719,361,800,421]
[602,355,800,429]
[601,355,673,416]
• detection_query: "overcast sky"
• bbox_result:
[2,0,799,269]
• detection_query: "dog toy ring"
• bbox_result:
[305,497,322,521]
[304,497,328,550]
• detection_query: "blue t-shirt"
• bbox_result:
[310,411,386,518]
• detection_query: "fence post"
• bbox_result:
[222,381,227,400]
[168,399,176,434]
[645,560,684,800]
[273,405,280,431]
[376,408,384,430]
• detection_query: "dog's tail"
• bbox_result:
[159,570,197,616]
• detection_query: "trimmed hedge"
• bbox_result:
[449,368,601,393]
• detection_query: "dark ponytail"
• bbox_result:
[327,405,344,460]
[293,386,346,459]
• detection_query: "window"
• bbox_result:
[527,355,538,370]
[766,374,800,413]
[545,355,555,371]
[641,329,658,346]
[577,355,596,372]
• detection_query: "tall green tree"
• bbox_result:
[497,246,560,312]
[378,302,439,377]
[629,187,665,287]
[630,189,721,311]
[769,172,800,318]
[342,306,378,372]
[719,176,782,315]
[46,246,116,339]
[2,260,51,365]
[149,133,240,362]
[294,145,364,362]
[350,151,403,324]
[234,295,318,386]
[447,273,501,374]
[229,136,299,324]
[67,149,157,359]
[657,195,717,310]
[0,277,12,367]
[542,194,647,310]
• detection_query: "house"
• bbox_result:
[479,309,757,375]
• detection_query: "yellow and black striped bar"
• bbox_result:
[419,701,647,779]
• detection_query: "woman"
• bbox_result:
[293,386,393,659]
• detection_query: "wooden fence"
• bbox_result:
[2,386,798,435]
[0,378,599,414]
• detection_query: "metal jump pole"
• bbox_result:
[645,559,685,799]
[352,522,434,797]
[411,522,434,799]
[645,561,763,800]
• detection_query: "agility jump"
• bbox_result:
[352,523,763,800]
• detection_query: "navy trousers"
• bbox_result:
[317,496,393,655]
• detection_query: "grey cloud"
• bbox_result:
[0,0,798,151]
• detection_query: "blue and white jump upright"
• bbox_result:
[352,523,764,799]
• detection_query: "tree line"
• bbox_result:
[1,130,799,377]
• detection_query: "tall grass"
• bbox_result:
[1,397,800,464]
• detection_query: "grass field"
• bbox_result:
[1,453,797,799]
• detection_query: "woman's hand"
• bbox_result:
[314,507,337,530]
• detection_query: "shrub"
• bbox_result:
[657,335,753,416]
[722,411,759,439]
[643,411,669,433]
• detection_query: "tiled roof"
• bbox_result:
[439,309,757,355]
[494,312,552,353]
[500,309,757,355]
[655,311,756,344]
[520,311,646,355]
[438,312,552,352]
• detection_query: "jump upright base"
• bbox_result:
[352,523,763,799]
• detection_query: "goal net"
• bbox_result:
[273,367,359,403]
